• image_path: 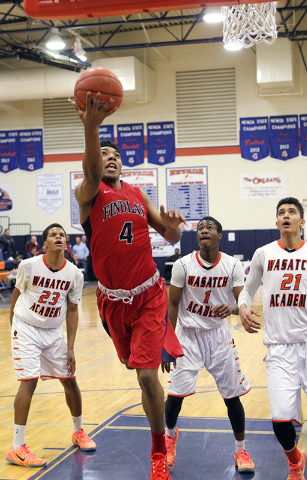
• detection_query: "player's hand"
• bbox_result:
[211,303,232,319]
[161,359,176,373]
[66,348,76,376]
[239,305,261,334]
[73,92,117,127]
[160,205,186,229]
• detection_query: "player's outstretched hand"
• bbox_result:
[161,359,176,374]
[73,92,117,128]
[160,205,186,229]
[239,305,261,334]
[66,348,76,376]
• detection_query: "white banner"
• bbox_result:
[150,232,180,257]
[70,172,84,232]
[36,173,63,215]
[240,173,286,199]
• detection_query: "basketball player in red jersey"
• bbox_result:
[6,223,96,469]
[239,197,307,480]
[74,93,185,479]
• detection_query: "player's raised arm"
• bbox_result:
[141,190,185,243]
[74,92,116,207]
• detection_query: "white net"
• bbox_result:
[222,2,278,48]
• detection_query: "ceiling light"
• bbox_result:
[203,7,223,24]
[46,28,65,51]
[224,43,243,51]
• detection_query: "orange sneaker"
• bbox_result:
[6,444,47,467]
[234,449,255,473]
[150,453,171,480]
[166,426,179,465]
[72,428,96,451]
[287,449,306,480]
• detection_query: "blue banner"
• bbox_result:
[269,115,299,161]
[240,117,269,161]
[117,124,144,167]
[300,115,307,157]
[147,122,175,165]
[19,129,43,171]
[98,125,114,143]
[0,130,18,173]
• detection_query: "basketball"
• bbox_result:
[74,67,123,112]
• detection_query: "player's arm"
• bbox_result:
[238,250,263,334]
[74,93,116,221]
[10,287,21,326]
[211,260,244,318]
[161,284,183,373]
[141,190,186,243]
[65,298,79,376]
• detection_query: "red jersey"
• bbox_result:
[83,180,157,290]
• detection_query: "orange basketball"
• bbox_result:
[74,67,123,112]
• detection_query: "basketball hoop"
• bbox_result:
[222,2,278,49]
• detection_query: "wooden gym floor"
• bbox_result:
[0,283,306,480]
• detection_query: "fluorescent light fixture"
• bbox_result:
[224,43,243,51]
[203,7,223,24]
[46,28,65,51]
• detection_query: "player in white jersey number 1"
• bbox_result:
[239,197,307,480]
[162,216,254,474]
[6,223,96,469]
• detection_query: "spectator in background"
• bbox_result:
[72,237,89,280]
[0,229,17,260]
[24,236,39,259]
[65,235,72,260]
[164,248,182,281]
[37,245,46,255]
[27,246,37,258]
[4,254,20,287]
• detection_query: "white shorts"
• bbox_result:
[168,322,250,399]
[12,315,73,381]
[266,343,307,424]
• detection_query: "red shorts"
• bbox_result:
[97,277,168,369]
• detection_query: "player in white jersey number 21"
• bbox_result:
[239,197,307,480]
[6,223,96,469]
[162,216,255,474]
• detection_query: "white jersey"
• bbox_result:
[171,251,244,330]
[14,255,84,328]
[239,239,307,345]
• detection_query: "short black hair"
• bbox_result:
[276,197,304,219]
[100,140,120,154]
[197,216,222,234]
[42,223,66,242]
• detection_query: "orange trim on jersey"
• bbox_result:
[19,377,39,381]
[277,239,305,251]
[43,255,67,271]
[196,251,221,269]
[223,386,251,400]
[40,375,76,379]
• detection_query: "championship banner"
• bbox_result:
[147,122,175,165]
[269,115,299,161]
[70,172,84,232]
[36,173,63,215]
[300,115,307,157]
[0,131,18,173]
[240,117,269,161]
[121,169,158,209]
[18,129,44,171]
[98,125,114,143]
[117,124,144,167]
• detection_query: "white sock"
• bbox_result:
[166,426,177,437]
[235,439,245,453]
[13,424,26,450]
[72,414,83,433]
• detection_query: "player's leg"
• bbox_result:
[165,325,201,465]
[7,316,47,467]
[267,344,306,478]
[206,324,254,472]
[60,377,96,451]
